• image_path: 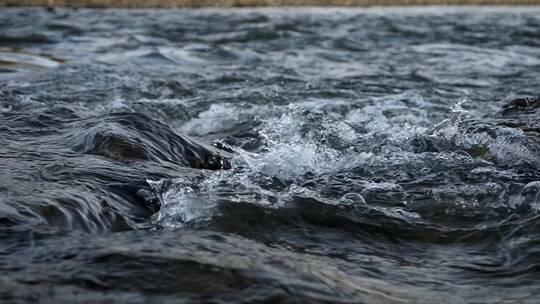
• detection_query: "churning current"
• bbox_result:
[1,6,540,304]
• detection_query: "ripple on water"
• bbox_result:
[1,7,540,303]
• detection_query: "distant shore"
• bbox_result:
[2,0,540,7]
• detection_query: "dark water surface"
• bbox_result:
[1,6,540,303]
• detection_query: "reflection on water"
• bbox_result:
[0,7,540,303]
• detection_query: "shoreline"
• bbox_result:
[2,0,540,7]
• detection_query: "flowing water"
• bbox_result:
[1,6,540,303]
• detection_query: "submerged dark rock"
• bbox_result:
[72,112,231,169]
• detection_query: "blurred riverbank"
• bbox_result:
[1,0,540,7]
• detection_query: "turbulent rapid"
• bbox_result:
[1,6,540,303]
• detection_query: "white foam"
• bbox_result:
[152,95,540,227]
